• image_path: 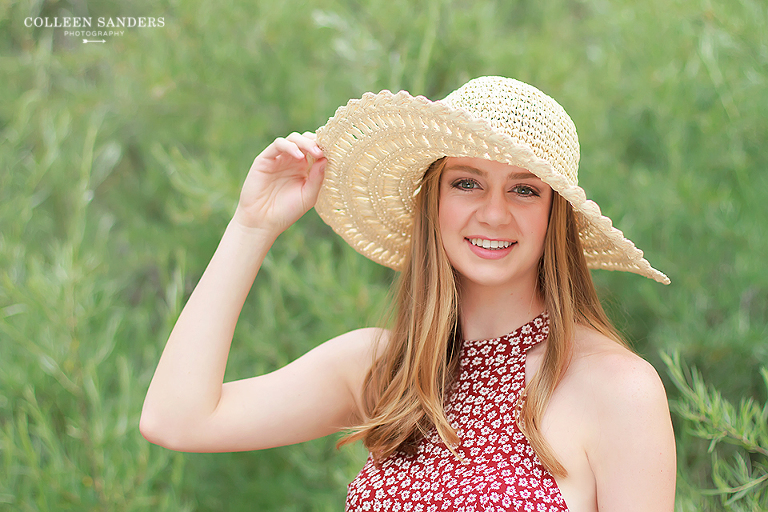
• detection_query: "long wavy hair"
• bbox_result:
[339,157,624,477]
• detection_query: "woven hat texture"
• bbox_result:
[315,76,669,284]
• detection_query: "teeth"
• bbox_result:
[469,238,513,250]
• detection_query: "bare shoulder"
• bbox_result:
[312,326,390,387]
[569,324,668,413]
[324,326,390,370]
[565,324,676,510]
[321,327,391,409]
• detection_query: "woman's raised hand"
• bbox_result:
[141,130,377,454]
[233,132,326,235]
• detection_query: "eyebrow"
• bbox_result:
[444,164,538,180]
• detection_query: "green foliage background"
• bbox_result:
[1,0,766,510]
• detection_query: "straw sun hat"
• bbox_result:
[314,76,669,285]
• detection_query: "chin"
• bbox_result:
[457,269,537,291]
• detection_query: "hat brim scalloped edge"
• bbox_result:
[315,90,670,285]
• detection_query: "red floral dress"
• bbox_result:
[345,312,569,512]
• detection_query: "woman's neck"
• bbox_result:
[458,277,544,341]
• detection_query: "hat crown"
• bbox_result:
[442,76,580,185]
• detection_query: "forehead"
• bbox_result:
[442,157,540,180]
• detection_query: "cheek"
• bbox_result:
[438,197,471,241]
[533,190,554,238]
[438,204,449,234]
[437,197,471,268]
[534,207,551,234]
[537,215,551,252]
[437,192,457,236]
[522,203,551,249]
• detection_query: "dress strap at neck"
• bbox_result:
[462,311,549,354]
[499,311,549,353]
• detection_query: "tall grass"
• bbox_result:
[1,0,766,509]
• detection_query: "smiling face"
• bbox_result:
[438,157,553,293]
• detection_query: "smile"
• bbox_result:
[468,238,515,250]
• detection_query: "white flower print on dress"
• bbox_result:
[346,312,568,512]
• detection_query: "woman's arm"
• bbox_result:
[140,133,376,452]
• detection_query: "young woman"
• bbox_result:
[141,77,676,511]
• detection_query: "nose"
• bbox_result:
[475,189,512,226]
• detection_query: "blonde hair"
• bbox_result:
[339,158,624,477]
[522,189,625,476]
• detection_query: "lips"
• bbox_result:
[463,237,517,260]
[467,238,515,250]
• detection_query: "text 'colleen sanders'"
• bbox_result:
[24,17,165,28]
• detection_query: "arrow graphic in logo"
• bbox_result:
[82,39,106,43]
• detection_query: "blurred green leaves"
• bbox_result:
[0,96,187,509]
[664,353,768,511]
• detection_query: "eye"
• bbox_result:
[512,184,540,197]
[452,178,480,191]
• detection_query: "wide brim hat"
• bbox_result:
[314,76,670,284]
